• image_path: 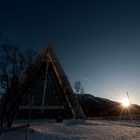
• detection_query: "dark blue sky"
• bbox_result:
[1,0,140,104]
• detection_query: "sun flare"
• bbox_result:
[121,98,130,107]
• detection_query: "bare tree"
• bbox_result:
[0,44,35,127]
[73,81,82,94]
[73,81,85,119]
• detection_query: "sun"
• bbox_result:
[121,98,130,107]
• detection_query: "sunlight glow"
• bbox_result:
[121,98,130,107]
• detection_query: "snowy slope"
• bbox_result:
[1,119,140,140]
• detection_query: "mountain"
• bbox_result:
[77,94,140,117]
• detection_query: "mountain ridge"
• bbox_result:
[77,94,140,117]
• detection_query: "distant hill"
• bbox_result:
[77,94,140,117]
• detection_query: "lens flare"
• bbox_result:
[121,98,130,107]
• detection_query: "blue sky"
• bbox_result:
[1,0,140,104]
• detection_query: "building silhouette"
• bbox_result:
[0,43,85,126]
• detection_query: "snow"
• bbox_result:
[1,119,140,140]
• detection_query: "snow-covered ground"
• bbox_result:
[1,119,140,140]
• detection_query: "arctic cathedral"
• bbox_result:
[18,44,85,119]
